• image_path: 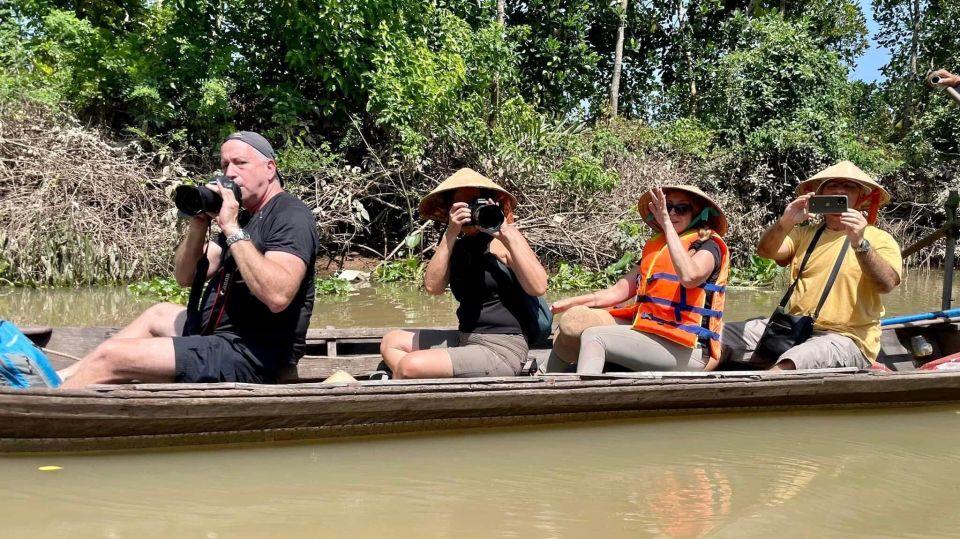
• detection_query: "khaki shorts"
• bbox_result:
[722,318,871,369]
[413,330,528,377]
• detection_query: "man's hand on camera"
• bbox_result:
[446,202,472,238]
[781,193,813,227]
[839,208,868,246]
[208,183,241,236]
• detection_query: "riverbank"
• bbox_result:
[1,100,954,288]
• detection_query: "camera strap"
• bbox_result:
[183,224,211,337]
[182,223,239,336]
[200,257,237,336]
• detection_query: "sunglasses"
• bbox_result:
[666,203,693,216]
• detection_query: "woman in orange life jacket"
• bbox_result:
[550,185,730,373]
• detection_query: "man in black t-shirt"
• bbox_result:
[61,132,317,387]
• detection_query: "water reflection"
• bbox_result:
[626,467,732,538]
[1,268,959,329]
[761,457,821,508]
[0,286,154,327]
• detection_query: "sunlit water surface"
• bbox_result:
[2,270,960,537]
[3,408,960,538]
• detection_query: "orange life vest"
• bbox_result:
[608,230,730,360]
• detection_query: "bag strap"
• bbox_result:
[813,236,850,319]
[776,224,827,309]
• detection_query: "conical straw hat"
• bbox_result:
[795,161,891,209]
[321,370,357,384]
[418,168,518,222]
[637,185,729,236]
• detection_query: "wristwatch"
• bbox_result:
[854,238,871,253]
[225,229,251,247]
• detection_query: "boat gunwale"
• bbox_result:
[4,367,956,400]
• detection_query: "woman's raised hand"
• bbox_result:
[648,187,671,231]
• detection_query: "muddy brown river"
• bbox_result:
[2,270,959,538]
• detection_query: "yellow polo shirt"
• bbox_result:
[781,224,902,361]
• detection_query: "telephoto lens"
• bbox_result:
[173,173,242,216]
[468,198,505,233]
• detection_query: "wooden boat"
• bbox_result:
[4,314,960,454]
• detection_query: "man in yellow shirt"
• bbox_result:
[722,161,903,369]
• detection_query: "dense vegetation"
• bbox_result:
[1,0,958,288]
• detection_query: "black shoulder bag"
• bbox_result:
[752,225,849,365]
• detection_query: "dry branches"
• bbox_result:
[0,102,179,284]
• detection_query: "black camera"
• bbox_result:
[468,197,505,232]
[173,173,242,217]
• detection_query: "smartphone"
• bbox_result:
[808,195,848,214]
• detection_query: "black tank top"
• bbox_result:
[449,234,525,334]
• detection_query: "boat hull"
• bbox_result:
[3,370,960,452]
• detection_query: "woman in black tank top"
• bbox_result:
[379,169,548,379]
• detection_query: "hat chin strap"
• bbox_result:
[685,207,716,232]
[866,189,881,225]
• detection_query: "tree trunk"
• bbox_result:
[489,0,506,129]
[609,0,629,118]
[902,0,921,130]
[687,49,698,114]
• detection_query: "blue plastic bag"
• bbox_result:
[0,320,61,389]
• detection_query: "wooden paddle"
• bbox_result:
[902,226,948,258]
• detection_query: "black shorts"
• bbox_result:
[172,335,271,383]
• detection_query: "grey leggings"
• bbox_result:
[576,324,706,374]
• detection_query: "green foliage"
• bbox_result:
[551,155,619,194]
[705,17,848,144]
[4,0,955,287]
[548,262,612,291]
[603,252,639,279]
[374,258,425,283]
[128,278,190,304]
[277,142,341,180]
[638,118,716,159]
[548,253,639,291]
[368,10,521,161]
[609,219,646,257]
[0,228,145,287]
[873,0,959,168]
[0,9,60,107]
[315,277,353,296]
[728,255,784,288]
[507,0,613,116]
